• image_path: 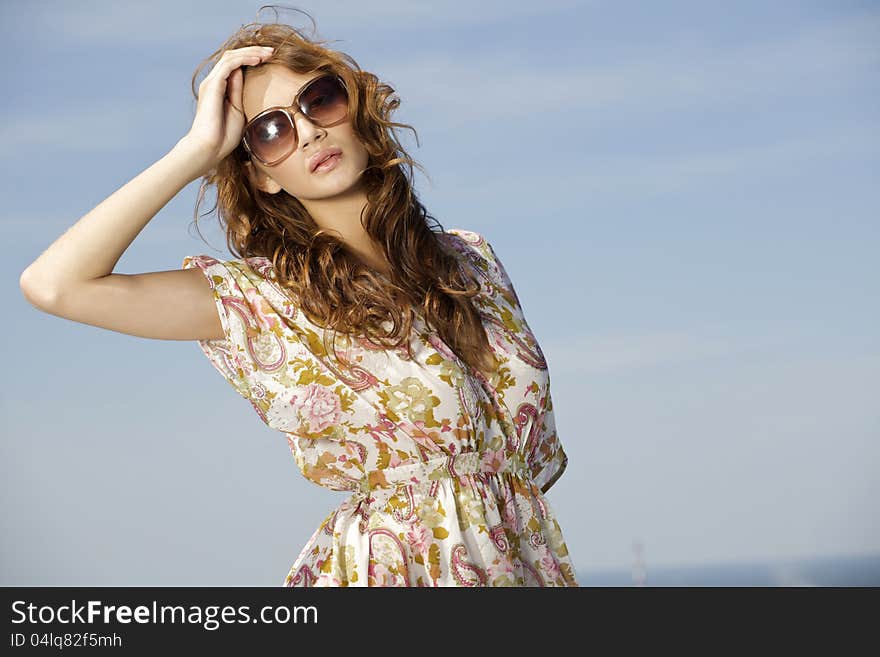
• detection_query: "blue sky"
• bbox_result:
[2,0,878,585]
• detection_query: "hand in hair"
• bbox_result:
[181,45,275,176]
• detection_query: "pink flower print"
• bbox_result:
[250,383,267,401]
[387,450,403,468]
[409,419,446,452]
[289,384,342,434]
[405,522,432,554]
[488,556,517,581]
[244,287,278,331]
[500,488,519,531]
[368,562,395,587]
[540,551,561,581]
[427,333,459,363]
[480,448,507,474]
[502,504,517,529]
[490,330,509,355]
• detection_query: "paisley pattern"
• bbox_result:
[182,228,578,586]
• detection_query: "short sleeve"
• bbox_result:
[444,228,521,306]
[182,254,292,426]
[446,229,568,494]
[483,240,523,306]
[527,388,568,494]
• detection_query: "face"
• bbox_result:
[241,64,370,201]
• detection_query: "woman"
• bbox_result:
[19,15,578,587]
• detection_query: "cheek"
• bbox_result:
[338,127,369,160]
[346,141,371,170]
[252,162,310,199]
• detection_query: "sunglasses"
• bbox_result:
[240,73,350,167]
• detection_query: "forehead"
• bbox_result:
[242,65,322,121]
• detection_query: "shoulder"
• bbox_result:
[182,254,277,290]
[441,228,514,297]
[442,227,490,255]
[440,227,497,273]
[181,253,305,341]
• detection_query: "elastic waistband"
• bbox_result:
[355,449,531,496]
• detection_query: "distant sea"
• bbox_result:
[576,552,880,586]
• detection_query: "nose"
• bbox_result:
[291,109,325,151]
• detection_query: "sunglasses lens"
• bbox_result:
[301,75,349,124]
[245,76,348,165]
[245,110,294,165]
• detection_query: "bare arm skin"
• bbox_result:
[18,139,224,341]
[18,46,275,342]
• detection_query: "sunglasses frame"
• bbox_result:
[240,73,350,167]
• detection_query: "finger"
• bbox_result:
[221,45,273,66]
[227,67,243,115]
[224,45,272,58]
[205,49,268,85]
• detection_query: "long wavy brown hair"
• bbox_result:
[188,5,501,379]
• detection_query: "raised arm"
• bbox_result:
[18,139,223,341]
[19,46,275,341]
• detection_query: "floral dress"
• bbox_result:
[182,228,579,586]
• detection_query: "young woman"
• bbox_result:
[19,17,579,587]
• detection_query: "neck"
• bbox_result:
[301,186,391,277]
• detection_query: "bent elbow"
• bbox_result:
[19,267,61,311]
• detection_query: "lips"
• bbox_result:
[314,154,339,171]
[309,147,343,172]
[315,153,336,168]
